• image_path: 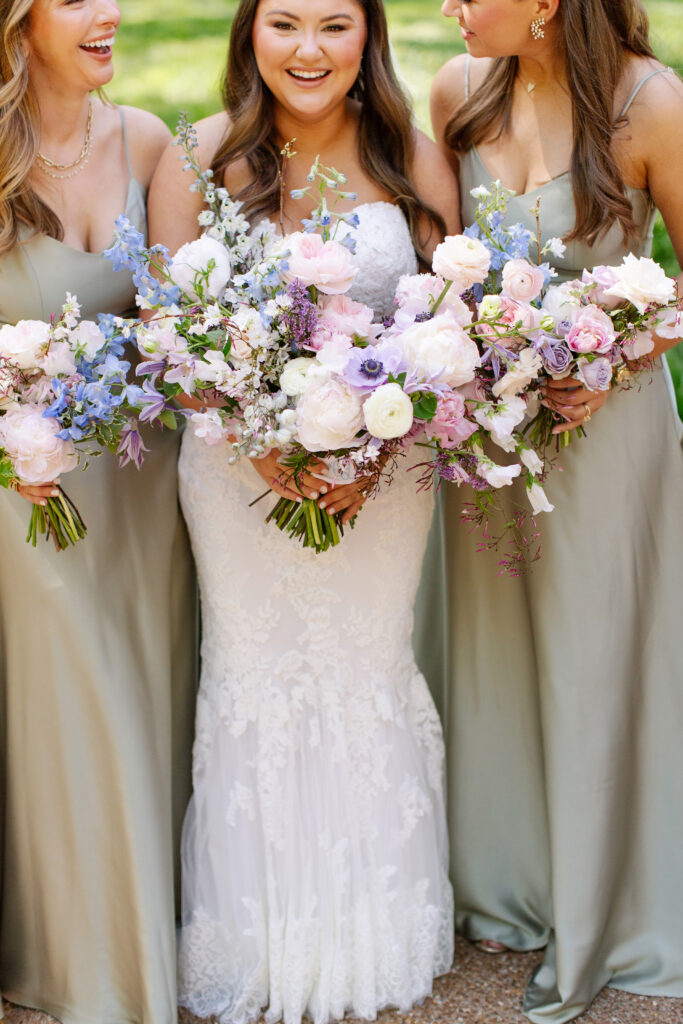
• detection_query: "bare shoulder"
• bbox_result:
[115,105,172,188]
[411,130,461,238]
[431,53,492,115]
[620,59,683,152]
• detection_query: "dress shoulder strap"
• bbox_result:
[117,106,134,180]
[465,54,471,102]
[619,66,675,118]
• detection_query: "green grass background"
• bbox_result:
[109,0,683,410]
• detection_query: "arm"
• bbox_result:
[411,129,461,257]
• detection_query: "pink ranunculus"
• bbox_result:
[283,232,357,295]
[319,295,375,340]
[428,393,478,448]
[502,259,546,304]
[581,265,621,308]
[566,304,616,354]
[0,404,76,484]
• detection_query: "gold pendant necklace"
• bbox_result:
[37,99,94,180]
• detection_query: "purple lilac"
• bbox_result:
[283,279,319,350]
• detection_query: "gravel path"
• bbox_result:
[4,937,680,1024]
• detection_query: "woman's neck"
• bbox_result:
[516,34,568,94]
[273,99,356,159]
[32,78,92,155]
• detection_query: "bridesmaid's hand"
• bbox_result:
[15,481,60,506]
[541,378,610,434]
[250,450,329,502]
[319,477,371,526]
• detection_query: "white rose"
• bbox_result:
[296,374,364,451]
[0,404,76,484]
[527,481,554,514]
[492,348,543,398]
[170,237,231,300]
[604,254,676,314]
[362,382,414,439]
[394,311,481,387]
[432,235,491,292]
[280,357,316,397]
[0,319,50,369]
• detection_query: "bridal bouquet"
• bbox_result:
[105,117,550,553]
[0,296,144,549]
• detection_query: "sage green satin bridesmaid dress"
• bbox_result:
[0,114,197,1024]
[415,65,683,1024]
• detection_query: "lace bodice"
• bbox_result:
[346,202,419,317]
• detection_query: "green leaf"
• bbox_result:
[160,409,179,430]
[412,392,438,421]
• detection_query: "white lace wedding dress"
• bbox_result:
[177,203,454,1024]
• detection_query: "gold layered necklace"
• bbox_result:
[37,99,94,180]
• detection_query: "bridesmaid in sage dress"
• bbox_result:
[417,1,683,1021]
[0,2,196,1022]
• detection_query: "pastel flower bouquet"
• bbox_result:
[0,296,144,549]
[105,118,552,554]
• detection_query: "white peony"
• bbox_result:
[296,374,364,451]
[527,481,554,514]
[541,281,583,325]
[282,232,357,295]
[492,348,543,398]
[394,311,481,387]
[0,319,50,369]
[280,357,316,397]
[362,382,414,439]
[0,404,76,484]
[170,237,231,301]
[432,234,491,292]
[604,254,676,314]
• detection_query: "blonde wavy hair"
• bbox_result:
[0,0,62,258]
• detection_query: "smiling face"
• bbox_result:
[252,0,367,123]
[26,0,121,94]
[440,0,541,58]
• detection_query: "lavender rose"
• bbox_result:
[576,356,613,392]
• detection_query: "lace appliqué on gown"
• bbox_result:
[177,203,454,1024]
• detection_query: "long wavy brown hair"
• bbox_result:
[446,0,657,244]
[212,0,445,260]
[0,0,65,257]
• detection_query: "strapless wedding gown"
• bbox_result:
[177,203,454,1024]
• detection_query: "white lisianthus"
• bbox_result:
[541,281,583,324]
[473,395,527,450]
[519,446,544,475]
[280,356,316,397]
[72,320,107,359]
[0,319,51,369]
[190,409,227,446]
[653,307,683,340]
[604,254,676,314]
[394,311,481,387]
[432,234,491,291]
[0,403,76,483]
[170,237,231,301]
[527,481,554,514]
[296,374,364,451]
[362,382,414,439]
[492,348,543,398]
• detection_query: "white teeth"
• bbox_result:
[289,70,329,80]
[82,37,115,49]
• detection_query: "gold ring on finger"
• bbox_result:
[583,404,592,422]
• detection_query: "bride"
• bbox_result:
[149,1,460,1022]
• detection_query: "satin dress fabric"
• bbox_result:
[414,74,683,1024]
[0,159,196,1022]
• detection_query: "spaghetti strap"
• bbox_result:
[619,66,675,118]
[117,106,134,180]
[465,53,471,102]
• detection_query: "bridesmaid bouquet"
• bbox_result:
[105,117,549,553]
[457,181,683,456]
[0,295,144,549]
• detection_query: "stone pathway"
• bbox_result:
[4,938,681,1024]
